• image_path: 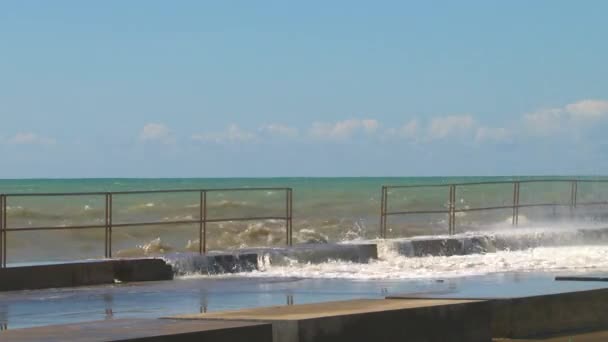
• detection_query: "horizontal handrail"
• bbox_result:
[2,187,291,197]
[384,178,608,189]
[0,187,294,268]
[380,179,608,238]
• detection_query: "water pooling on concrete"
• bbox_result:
[3,269,608,330]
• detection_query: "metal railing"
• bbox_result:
[0,187,293,268]
[379,179,608,238]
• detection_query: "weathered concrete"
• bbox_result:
[170,298,492,342]
[391,227,608,257]
[254,243,378,265]
[168,253,259,276]
[168,244,377,275]
[0,258,173,291]
[0,318,272,342]
[390,287,608,339]
[493,329,608,341]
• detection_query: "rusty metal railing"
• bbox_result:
[379,179,608,238]
[0,187,293,268]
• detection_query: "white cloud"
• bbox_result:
[191,124,257,143]
[475,126,511,143]
[259,124,299,138]
[524,99,608,136]
[385,120,419,140]
[140,123,173,144]
[565,99,608,121]
[428,115,476,140]
[8,132,56,146]
[523,108,563,136]
[309,119,379,141]
[361,119,379,134]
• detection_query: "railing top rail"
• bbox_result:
[1,187,292,197]
[384,178,608,189]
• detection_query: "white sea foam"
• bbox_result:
[238,245,608,280]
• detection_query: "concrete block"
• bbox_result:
[491,288,608,338]
[0,258,173,291]
[0,318,272,342]
[171,298,492,342]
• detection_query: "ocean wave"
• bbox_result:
[240,245,608,280]
[114,237,174,257]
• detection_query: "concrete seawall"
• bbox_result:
[171,298,492,342]
[3,227,608,291]
[389,287,608,339]
[0,319,273,342]
[0,258,173,291]
[4,288,608,341]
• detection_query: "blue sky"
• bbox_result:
[1,1,608,178]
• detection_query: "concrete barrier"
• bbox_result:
[168,244,378,275]
[170,298,492,342]
[491,288,608,338]
[390,287,608,339]
[0,318,272,342]
[0,258,173,291]
[259,243,378,265]
[390,227,608,257]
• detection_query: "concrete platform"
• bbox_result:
[0,318,272,342]
[494,329,608,341]
[390,287,608,339]
[170,298,492,342]
[0,258,173,291]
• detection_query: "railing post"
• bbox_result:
[0,194,5,268]
[203,191,208,254]
[108,193,113,258]
[285,189,293,247]
[199,191,207,254]
[104,193,109,258]
[1,195,6,268]
[379,186,387,239]
[571,180,578,208]
[514,182,520,226]
[448,185,455,235]
[288,188,293,247]
[452,185,457,235]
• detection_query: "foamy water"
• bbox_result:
[198,244,608,280]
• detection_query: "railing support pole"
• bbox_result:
[203,191,207,254]
[0,194,5,268]
[288,189,293,247]
[104,194,109,258]
[285,189,293,247]
[514,182,520,226]
[379,186,387,239]
[452,185,457,235]
[199,191,204,255]
[448,185,456,235]
[108,193,113,258]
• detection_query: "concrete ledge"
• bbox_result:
[170,298,492,342]
[491,288,608,338]
[390,287,608,339]
[0,258,173,291]
[493,329,608,341]
[0,319,272,342]
[168,244,377,275]
[169,253,259,276]
[256,243,378,265]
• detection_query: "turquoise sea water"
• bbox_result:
[1,176,607,264]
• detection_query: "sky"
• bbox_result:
[1,1,608,178]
